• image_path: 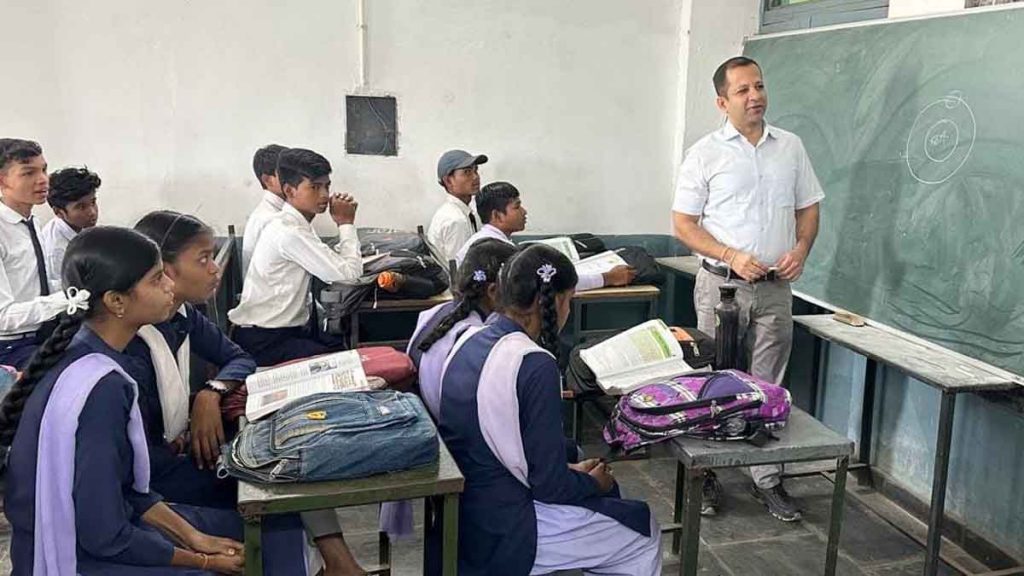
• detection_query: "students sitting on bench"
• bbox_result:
[132,210,366,576]
[41,166,101,292]
[229,147,362,366]
[241,143,288,273]
[0,139,68,369]
[436,244,661,576]
[0,226,306,575]
[454,181,635,290]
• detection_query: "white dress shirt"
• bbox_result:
[228,202,362,329]
[0,202,68,338]
[673,121,824,266]
[427,194,478,265]
[40,216,77,292]
[455,224,604,292]
[241,191,286,273]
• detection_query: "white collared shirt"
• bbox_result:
[673,121,825,266]
[455,224,604,292]
[241,191,287,273]
[0,202,68,338]
[427,194,478,265]
[228,203,362,329]
[40,216,77,292]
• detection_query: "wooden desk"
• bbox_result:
[669,408,854,576]
[336,285,660,349]
[569,284,661,344]
[793,314,1018,575]
[237,440,464,576]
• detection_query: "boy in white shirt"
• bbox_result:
[41,166,101,292]
[0,139,68,368]
[426,149,487,265]
[229,148,362,366]
[241,143,288,273]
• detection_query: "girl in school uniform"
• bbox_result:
[228,148,362,367]
[379,239,516,541]
[131,211,367,576]
[0,226,305,575]
[408,238,516,419]
[436,244,662,576]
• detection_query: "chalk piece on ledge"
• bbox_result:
[833,309,866,327]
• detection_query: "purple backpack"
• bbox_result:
[603,370,792,453]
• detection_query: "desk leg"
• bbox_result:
[647,295,658,321]
[572,397,583,444]
[825,456,849,576]
[244,515,263,576]
[350,310,360,349]
[858,359,878,486]
[925,392,956,576]
[442,494,460,576]
[671,461,684,555]
[678,466,703,576]
[378,530,391,576]
[572,300,583,345]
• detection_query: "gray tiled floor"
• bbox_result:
[0,414,966,576]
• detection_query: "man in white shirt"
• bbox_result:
[456,182,635,291]
[0,139,68,368]
[427,149,487,265]
[41,166,101,292]
[241,143,288,273]
[673,57,824,522]
[229,148,364,368]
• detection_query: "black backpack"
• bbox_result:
[321,250,450,320]
[614,246,666,286]
[565,326,716,395]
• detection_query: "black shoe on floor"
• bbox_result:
[701,470,723,516]
[751,482,802,522]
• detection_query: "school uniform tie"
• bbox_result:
[468,212,478,233]
[22,218,50,296]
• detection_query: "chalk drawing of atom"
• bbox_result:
[905,91,976,185]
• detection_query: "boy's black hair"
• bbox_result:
[277,148,332,190]
[252,144,287,189]
[0,138,43,172]
[48,167,101,210]
[476,181,520,224]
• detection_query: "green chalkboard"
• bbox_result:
[744,7,1024,376]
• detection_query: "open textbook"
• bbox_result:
[579,319,695,395]
[575,251,629,277]
[245,351,373,421]
[523,236,581,261]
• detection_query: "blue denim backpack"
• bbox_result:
[220,390,438,483]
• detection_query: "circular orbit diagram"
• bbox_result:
[905,91,976,185]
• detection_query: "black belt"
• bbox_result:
[701,260,778,283]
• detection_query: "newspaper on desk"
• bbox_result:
[245,350,374,421]
[579,319,697,395]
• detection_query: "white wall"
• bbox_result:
[676,0,762,156]
[888,0,966,18]
[0,0,685,236]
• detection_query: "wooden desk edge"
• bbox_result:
[793,315,1018,392]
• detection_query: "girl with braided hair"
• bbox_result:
[433,244,661,576]
[408,238,515,419]
[1,226,305,575]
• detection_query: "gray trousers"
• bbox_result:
[694,268,793,489]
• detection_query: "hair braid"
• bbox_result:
[417,282,484,352]
[0,312,84,447]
